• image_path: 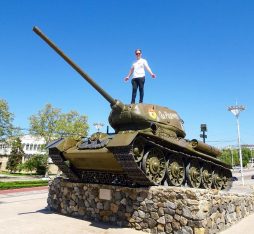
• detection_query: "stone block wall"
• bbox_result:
[47,178,254,234]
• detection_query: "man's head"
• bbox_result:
[135,49,142,58]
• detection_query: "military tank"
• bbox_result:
[33,26,232,190]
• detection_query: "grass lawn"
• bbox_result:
[0,180,48,190]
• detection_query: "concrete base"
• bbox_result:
[48,177,254,234]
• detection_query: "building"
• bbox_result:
[0,135,57,173]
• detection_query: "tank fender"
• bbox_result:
[107,132,139,147]
[48,137,78,152]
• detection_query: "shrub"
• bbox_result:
[23,155,48,175]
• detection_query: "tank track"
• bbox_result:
[112,145,154,186]
[74,169,131,186]
[49,149,79,181]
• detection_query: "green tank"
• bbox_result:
[33,26,232,190]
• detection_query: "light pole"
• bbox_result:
[93,122,104,132]
[228,104,245,185]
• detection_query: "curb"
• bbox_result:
[0,186,48,194]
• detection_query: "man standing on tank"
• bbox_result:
[124,49,156,104]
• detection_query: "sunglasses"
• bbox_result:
[136,53,141,55]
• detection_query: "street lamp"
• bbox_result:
[228,104,245,185]
[93,122,104,132]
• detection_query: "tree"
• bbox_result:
[29,104,89,144]
[6,137,24,173]
[220,147,252,168]
[56,111,89,140]
[242,147,251,167]
[29,104,61,145]
[220,148,240,167]
[29,104,89,176]
[0,99,14,141]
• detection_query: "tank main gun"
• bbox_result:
[33,26,124,110]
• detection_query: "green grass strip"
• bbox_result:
[0,180,48,190]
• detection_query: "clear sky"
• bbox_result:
[0,0,253,148]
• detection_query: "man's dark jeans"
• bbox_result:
[131,77,145,104]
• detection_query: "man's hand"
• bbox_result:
[151,74,156,79]
[124,77,129,82]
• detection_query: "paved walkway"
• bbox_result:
[220,213,254,234]
[0,187,144,234]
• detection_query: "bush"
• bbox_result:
[23,155,48,175]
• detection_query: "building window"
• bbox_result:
[26,144,29,150]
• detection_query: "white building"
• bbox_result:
[0,135,46,156]
[0,135,46,171]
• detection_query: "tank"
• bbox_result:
[33,26,232,190]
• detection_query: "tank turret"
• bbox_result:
[34,26,232,190]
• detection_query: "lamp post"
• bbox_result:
[228,104,245,185]
[93,122,104,132]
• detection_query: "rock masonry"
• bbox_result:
[47,177,254,234]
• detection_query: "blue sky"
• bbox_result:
[0,0,253,148]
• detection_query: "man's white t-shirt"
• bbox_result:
[132,58,149,78]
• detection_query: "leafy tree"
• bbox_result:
[29,103,89,144]
[242,147,251,167]
[0,99,14,141]
[29,104,61,145]
[220,147,252,167]
[6,137,24,173]
[56,111,89,140]
[29,104,89,176]
[220,148,239,167]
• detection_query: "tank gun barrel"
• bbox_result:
[33,26,117,106]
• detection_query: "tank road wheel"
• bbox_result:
[201,165,213,189]
[212,169,223,190]
[132,137,145,163]
[166,156,185,186]
[221,174,228,189]
[142,148,166,184]
[186,160,202,188]
[222,170,232,190]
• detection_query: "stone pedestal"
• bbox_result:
[48,177,254,234]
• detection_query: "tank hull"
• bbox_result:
[48,132,232,190]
